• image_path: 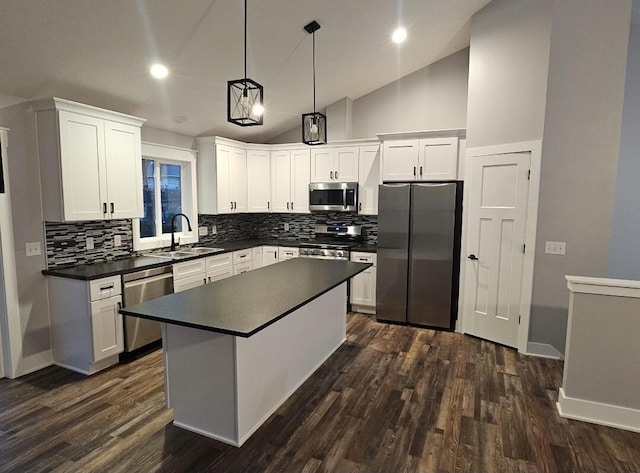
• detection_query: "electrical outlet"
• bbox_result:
[198,226,208,236]
[284,223,290,231]
[86,237,94,250]
[25,242,41,257]
[114,235,122,247]
[545,241,566,255]
[210,225,217,235]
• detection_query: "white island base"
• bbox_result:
[162,283,347,446]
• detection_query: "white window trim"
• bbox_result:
[133,142,199,252]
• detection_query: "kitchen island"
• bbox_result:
[120,258,370,446]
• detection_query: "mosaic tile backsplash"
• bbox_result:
[45,213,377,269]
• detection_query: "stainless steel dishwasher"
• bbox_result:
[121,265,173,354]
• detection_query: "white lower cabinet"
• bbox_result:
[205,253,234,283]
[173,259,207,292]
[234,261,252,275]
[278,247,299,262]
[350,252,377,314]
[47,274,124,375]
[252,247,263,269]
[263,246,279,266]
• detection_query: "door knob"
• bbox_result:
[468,254,479,261]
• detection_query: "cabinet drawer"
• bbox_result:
[206,253,233,272]
[233,249,253,265]
[173,259,206,280]
[89,275,122,302]
[233,261,253,275]
[278,247,299,261]
[350,252,377,266]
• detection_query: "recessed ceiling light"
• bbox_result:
[392,27,407,44]
[150,63,169,79]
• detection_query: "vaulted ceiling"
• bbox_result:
[0,0,491,142]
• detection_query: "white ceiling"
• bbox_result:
[0,0,491,142]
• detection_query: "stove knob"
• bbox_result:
[336,251,344,258]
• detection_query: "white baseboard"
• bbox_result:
[526,342,564,360]
[557,387,640,433]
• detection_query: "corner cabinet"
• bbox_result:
[379,130,466,182]
[32,98,145,222]
[47,275,124,375]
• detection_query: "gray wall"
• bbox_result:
[269,48,470,143]
[466,0,551,149]
[610,23,640,279]
[531,0,631,353]
[0,102,52,376]
[141,126,196,150]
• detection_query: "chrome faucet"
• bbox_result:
[170,213,192,251]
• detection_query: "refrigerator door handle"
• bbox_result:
[468,254,479,261]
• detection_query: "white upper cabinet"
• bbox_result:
[246,149,271,213]
[358,145,381,215]
[197,139,247,214]
[33,98,145,222]
[380,130,465,182]
[310,146,358,182]
[271,148,310,213]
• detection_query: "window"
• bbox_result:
[133,143,198,251]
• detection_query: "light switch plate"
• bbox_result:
[114,235,122,247]
[198,226,208,236]
[545,241,566,255]
[26,241,41,257]
[86,237,94,250]
[210,225,217,235]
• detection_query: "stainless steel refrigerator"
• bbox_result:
[376,182,462,329]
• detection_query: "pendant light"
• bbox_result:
[227,0,263,126]
[302,20,326,145]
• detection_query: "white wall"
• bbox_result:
[352,49,469,139]
[466,0,552,149]
[269,48,470,144]
[141,126,196,150]
[610,22,640,279]
[531,0,631,353]
[0,102,52,377]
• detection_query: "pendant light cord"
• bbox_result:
[312,31,316,114]
[244,0,247,80]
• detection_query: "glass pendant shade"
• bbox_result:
[228,78,264,126]
[302,112,327,145]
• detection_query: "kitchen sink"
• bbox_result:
[143,247,224,260]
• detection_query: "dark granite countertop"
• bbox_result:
[120,258,371,337]
[42,238,309,280]
[351,243,377,253]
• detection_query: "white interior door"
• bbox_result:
[462,152,530,348]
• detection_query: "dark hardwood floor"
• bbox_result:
[1,313,640,473]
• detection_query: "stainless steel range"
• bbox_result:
[299,224,363,260]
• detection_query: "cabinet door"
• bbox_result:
[90,295,124,362]
[270,150,292,212]
[382,140,419,181]
[310,148,334,182]
[230,147,248,212]
[174,274,206,292]
[334,146,359,182]
[252,247,263,269]
[358,145,380,215]
[58,110,107,220]
[207,267,234,282]
[418,138,458,180]
[291,149,310,213]
[263,246,279,266]
[247,149,271,212]
[350,253,377,308]
[104,121,143,219]
[216,145,233,214]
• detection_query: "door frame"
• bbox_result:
[457,140,542,353]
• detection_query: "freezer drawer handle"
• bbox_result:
[468,254,479,261]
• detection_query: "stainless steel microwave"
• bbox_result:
[309,182,358,212]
